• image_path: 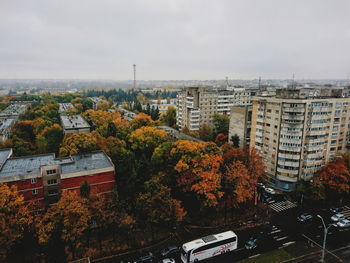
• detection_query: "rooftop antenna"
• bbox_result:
[133,64,136,89]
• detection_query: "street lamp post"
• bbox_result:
[317,215,334,263]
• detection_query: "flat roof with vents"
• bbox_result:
[60,114,90,130]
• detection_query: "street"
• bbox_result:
[95,202,350,263]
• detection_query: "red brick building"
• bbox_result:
[0,149,115,206]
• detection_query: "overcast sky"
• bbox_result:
[1,0,350,80]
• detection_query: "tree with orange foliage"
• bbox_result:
[221,147,264,209]
[136,174,186,239]
[168,140,223,208]
[96,101,110,111]
[59,132,98,157]
[214,133,228,146]
[130,113,153,130]
[38,191,89,261]
[129,126,168,153]
[0,184,33,260]
[313,157,350,199]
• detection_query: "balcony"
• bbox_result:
[282,114,305,121]
[283,107,305,113]
[278,153,300,160]
[276,174,298,182]
[277,167,299,175]
[277,160,300,167]
[279,145,301,152]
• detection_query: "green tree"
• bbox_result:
[80,181,91,198]
[160,106,176,127]
[213,113,229,136]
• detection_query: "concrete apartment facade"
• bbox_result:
[0,149,116,207]
[250,89,350,191]
[176,87,257,131]
[229,106,252,149]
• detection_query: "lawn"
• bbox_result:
[238,249,292,263]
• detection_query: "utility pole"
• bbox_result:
[133,64,136,89]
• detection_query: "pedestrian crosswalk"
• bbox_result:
[342,206,350,219]
[269,200,297,212]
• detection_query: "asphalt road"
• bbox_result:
[97,201,350,263]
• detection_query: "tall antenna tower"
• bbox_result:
[258,76,261,90]
[225,76,229,88]
[133,64,136,89]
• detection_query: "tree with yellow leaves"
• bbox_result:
[0,184,33,261]
[38,191,89,261]
[59,132,98,157]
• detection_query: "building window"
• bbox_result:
[32,189,38,195]
[46,169,57,175]
[48,189,59,196]
[31,178,37,184]
[47,179,58,185]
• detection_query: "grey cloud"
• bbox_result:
[0,0,349,80]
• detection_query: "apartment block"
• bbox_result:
[250,88,350,191]
[0,149,115,207]
[229,106,252,149]
[0,104,28,120]
[176,87,257,131]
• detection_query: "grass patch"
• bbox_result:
[238,248,292,263]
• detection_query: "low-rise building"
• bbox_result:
[89,97,106,110]
[0,104,28,120]
[60,115,91,134]
[58,103,75,112]
[0,149,116,207]
[0,118,16,142]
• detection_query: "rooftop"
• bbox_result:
[58,103,75,112]
[60,114,90,130]
[0,119,16,133]
[0,150,114,180]
[0,104,28,117]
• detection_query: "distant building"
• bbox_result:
[0,149,115,207]
[89,97,106,110]
[157,126,203,142]
[176,87,257,131]
[250,88,350,191]
[58,103,75,113]
[228,106,252,149]
[0,104,28,120]
[0,118,16,142]
[60,115,91,134]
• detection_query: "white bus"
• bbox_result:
[180,230,238,263]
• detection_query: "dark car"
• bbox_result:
[134,255,156,263]
[297,213,313,223]
[265,197,275,204]
[245,238,258,250]
[161,245,179,257]
[330,207,344,214]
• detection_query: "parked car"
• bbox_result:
[160,245,179,257]
[337,219,350,228]
[256,183,265,189]
[331,213,345,222]
[159,259,175,263]
[330,207,344,214]
[134,255,156,263]
[265,197,275,204]
[245,238,258,250]
[297,213,313,223]
[265,188,276,195]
